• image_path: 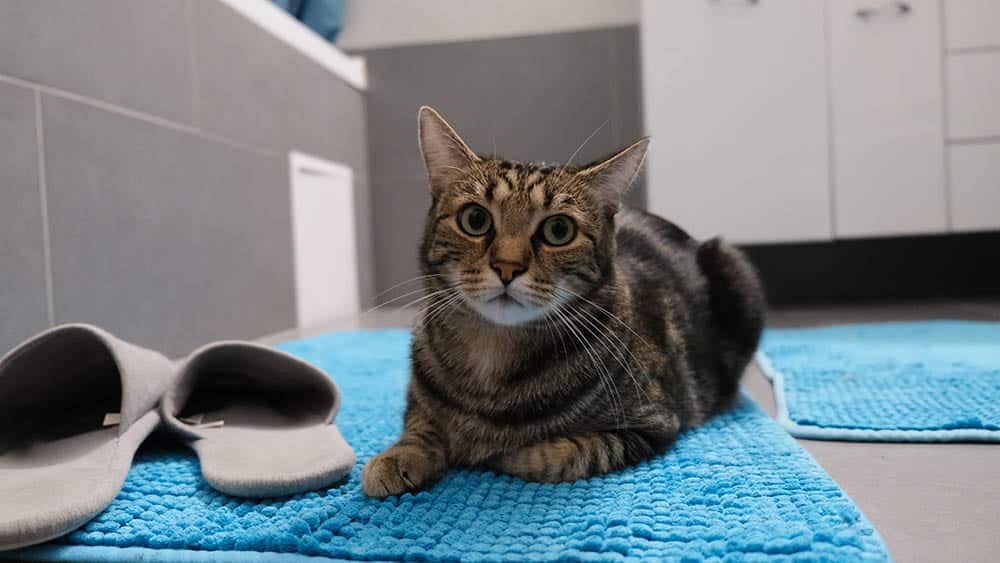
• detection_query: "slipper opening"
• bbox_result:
[0,327,122,456]
[175,346,334,431]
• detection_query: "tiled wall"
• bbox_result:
[359,26,644,296]
[0,0,370,357]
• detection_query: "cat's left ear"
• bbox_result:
[576,138,650,209]
[418,106,481,197]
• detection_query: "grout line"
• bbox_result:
[946,45,1000,55]
[33,91,55,327]
[0,74,202,135]
[346,23,640,54]
[184,0,202,135]
[947,136,1000,146]
[823,0,838,238]
[939,0,952,230]
[0,73,281,159]
[607,29,621,149]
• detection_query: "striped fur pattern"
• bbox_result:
[362,107,765,498]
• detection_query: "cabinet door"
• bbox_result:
[949,144,1000,232]
[944,0,1000,51]
[641,0,832,244]
[829,0,947,237]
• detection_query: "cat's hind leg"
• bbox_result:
[491,421,678,483]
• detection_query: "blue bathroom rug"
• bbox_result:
[17,330,889,562]
[758,321,1000,442]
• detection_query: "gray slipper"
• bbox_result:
[160,342,354,498]
[0,324,174,551]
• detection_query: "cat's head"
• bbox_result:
[417,106,648,326]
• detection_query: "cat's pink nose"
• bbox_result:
[491,261,526,285]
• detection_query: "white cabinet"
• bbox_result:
[640,0,998,243]
[949,145,1000,232]
[829,0,947,237]
[640,0,832,244]
[940,2,1000,234]
[946,51,1000,140]
[944,0,1000,50]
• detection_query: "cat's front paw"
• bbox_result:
[362,445,444,498]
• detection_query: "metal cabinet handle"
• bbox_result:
[711,0,759,5]
[856,2,911,19]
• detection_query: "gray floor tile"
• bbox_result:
[745,356,999,563]
[42,94,295,357]
[0,82,49,353]
[747,301,1000,563]
[767,299,1000,327]
[259,309,416,346]
[0,0,195,123]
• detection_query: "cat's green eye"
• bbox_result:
[541,215,576,246]
[458,204,493,236]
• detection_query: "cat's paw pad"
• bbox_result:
[362,447,440,498]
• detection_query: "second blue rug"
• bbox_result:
[758,321,1000,442]
[18,330,889,562]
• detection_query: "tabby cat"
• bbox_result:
[361,106,765,498]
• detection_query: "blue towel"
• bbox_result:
[758,321,1000,442]
[272,0,343,42]
[18,330,889,562]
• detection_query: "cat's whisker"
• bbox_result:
[363,286,431,315]
[540,307,570,360]
[538,119,613,200]
[372,274,446,302]
[421,289,466,326]
[553,288,650,387]
[560,306,627,427]
[566,303,650,403]
[565,303,631,369]
[564,294,648,373]
[364,284,461,316]
[553,310,620,424]
[555,287,652,348]
[563,119,609,169]
[549,305,626,429]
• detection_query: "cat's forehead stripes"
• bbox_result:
[479,159,566,206]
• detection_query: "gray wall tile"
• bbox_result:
[363,28,619,185]
[352,172,376,307]
[0,0,195,124]
[0,82,49,352]
[370,174,427,303]
[194,0,369,176]
[328,77,370,180]
[610,26,646,209]
[330,81,374,306]
[360,27,644,293]
[42,95,295,357]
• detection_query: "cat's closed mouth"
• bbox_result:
[488,293,523,307]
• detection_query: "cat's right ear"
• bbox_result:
[418,106,480,196]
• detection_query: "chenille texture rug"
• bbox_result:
[758,321,1000,442]
[16,330,889,562]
